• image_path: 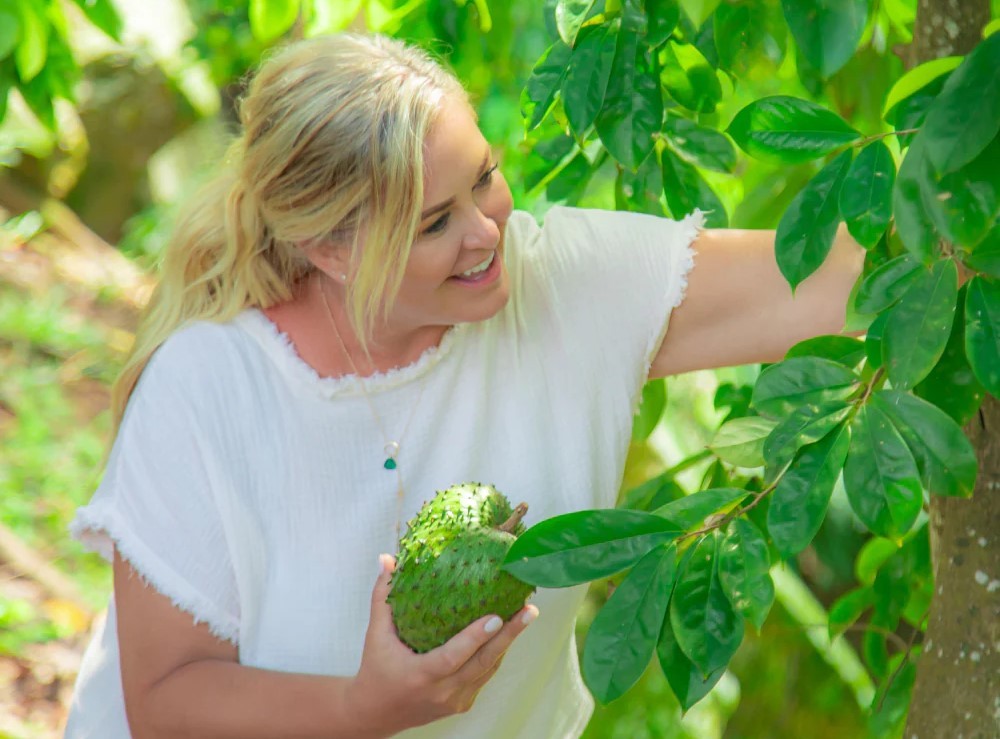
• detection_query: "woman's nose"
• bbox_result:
[463,207,501,250]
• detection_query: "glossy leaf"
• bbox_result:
[828,586,874,639]
[646,0,680,47]
[582,544,677,703]
[662,115,737,173]
[555,0,598,46]
[670,533,744,675]
[727,96,860,164]
[855,254,922,315]
[767,424,850,557]
[882,258,959,390]
[855,537,899,586]
[751,356,860,419]
[964,275,1000,397]
[718,518,774,631]
[523,133,575,191]
[776,150,853,290]
[562,23,618,139]
[781,0,867,78]
[659,40,721,114]
[843,405,923,538]
[839,141,895,249]
[882,56,961,120]
[762,400,852,478]
[619,473,685,512]
[964,223,1000,277]
[657,614,725,711]
[874,390,978,497]
[632,379,667,441]
[661,148,728,226]
[785,335,866,368]
[921,31,1000,175]
[709,416,777,468]
[502,509,682,587]
[545,151,593,203]
[653,488,748,529]
[914,286,985,425]
[597,38,662,169]
[925,134,1000,251]
[893,134,941,262]
[249,0,300,42]
[522,42,573,130]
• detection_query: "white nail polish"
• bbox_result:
[484,616,503,633]
[521,607,538,626]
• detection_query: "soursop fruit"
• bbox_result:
[387,482,536,653]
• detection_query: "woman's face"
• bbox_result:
[384,94,514,333]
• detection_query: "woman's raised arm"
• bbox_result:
[650,224,865,378]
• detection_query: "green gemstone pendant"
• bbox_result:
[383,442,400,470]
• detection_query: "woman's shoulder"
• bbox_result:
[141,317,251,394]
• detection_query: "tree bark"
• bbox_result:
[904,2,999,736]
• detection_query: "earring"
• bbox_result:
[340,273,347,282]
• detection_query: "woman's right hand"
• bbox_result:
[346,554,539,736]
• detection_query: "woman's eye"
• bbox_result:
[475,163,499,189]
[423,213,450,235]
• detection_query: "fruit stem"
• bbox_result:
[498,503,529,533]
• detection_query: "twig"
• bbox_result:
[877,614,926,712]
[857,367,886,406]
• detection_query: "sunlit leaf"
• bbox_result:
[522,41,573,130]
[555,0,598,46]
[653,487,748,529]
[249,0,300,42]
[562,22,618,138]
[710,416,777,468]
[727,96,860,164]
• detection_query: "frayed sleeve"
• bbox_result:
[70,339,240,643]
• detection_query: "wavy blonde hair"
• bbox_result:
[109,33,467,436]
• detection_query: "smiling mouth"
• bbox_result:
[456,252,496,278]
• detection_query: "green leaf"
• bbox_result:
[964,275,1000,397]
[727,96,860,164]
[864,309,888,370]
[670,533,744,675]
[562,22,618,139]
[502,509,682,587]
[660,147,728,227]
[709,416,777,468]
[71,0,123,41]
[882,258,959,390]
[855,254,923,315]
[855,537,898,585]
[781,0,868,78]
[776,150,853,290]
[921,32,1000,175]
[616,150,665,215]
[0,6,20,61]
[751,356,861,419]
[249,0,300,42]
[713,0,787,75]
[868,657,916,738]
[843,405,923,539]
[662,115,736,173]
[718,518,774,631]
[619,472,685,511]
[892,135,940,262]
[657,614,725,711]
[828,586,874,639]
[522,41,574,130]
[646,0,680,47]
[524,132,575,191]
[882,56,962,119]
[839,141,895,249]
[582,544,677,703]
[653,487,748,529]
[767,423,850,556]
[632,379,667,441]
[14,0,47,83]
[924,134,1000,251]
[762,400,852,478]
[545,151,594,203]
[681,0,721,27]
[874,390,978,497]
[659,40,721,114]
[965,222,1000,277]
[555,0,598,46]
[785,335,866,368]
[914,285,985,426]
[306,0,363,35]
[596,37,662,169]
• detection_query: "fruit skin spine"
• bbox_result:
[387,483,536,653]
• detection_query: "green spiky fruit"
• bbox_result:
[387,482,536,653]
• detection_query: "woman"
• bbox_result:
[65,33,863,738]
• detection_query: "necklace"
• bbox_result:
[316,272,427,541]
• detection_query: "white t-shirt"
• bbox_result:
[64,206,702,739]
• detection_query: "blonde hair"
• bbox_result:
[109,33,467,436]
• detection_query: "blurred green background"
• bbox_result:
[4,0,984,735]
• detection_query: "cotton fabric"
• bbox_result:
[65,206,702,738]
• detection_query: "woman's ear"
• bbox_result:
[300,237,352,282]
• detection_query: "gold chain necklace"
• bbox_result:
[316,272,427,541]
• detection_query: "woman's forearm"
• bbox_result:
[131,659,386,739]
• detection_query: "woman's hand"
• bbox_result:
[346,554,538,736]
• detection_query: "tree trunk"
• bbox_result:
[904,2,999,736]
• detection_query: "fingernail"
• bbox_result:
[377,554,389,575]
[521,606,538,626]
[484,616,503,634]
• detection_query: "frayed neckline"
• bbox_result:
[233,308,467,399]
